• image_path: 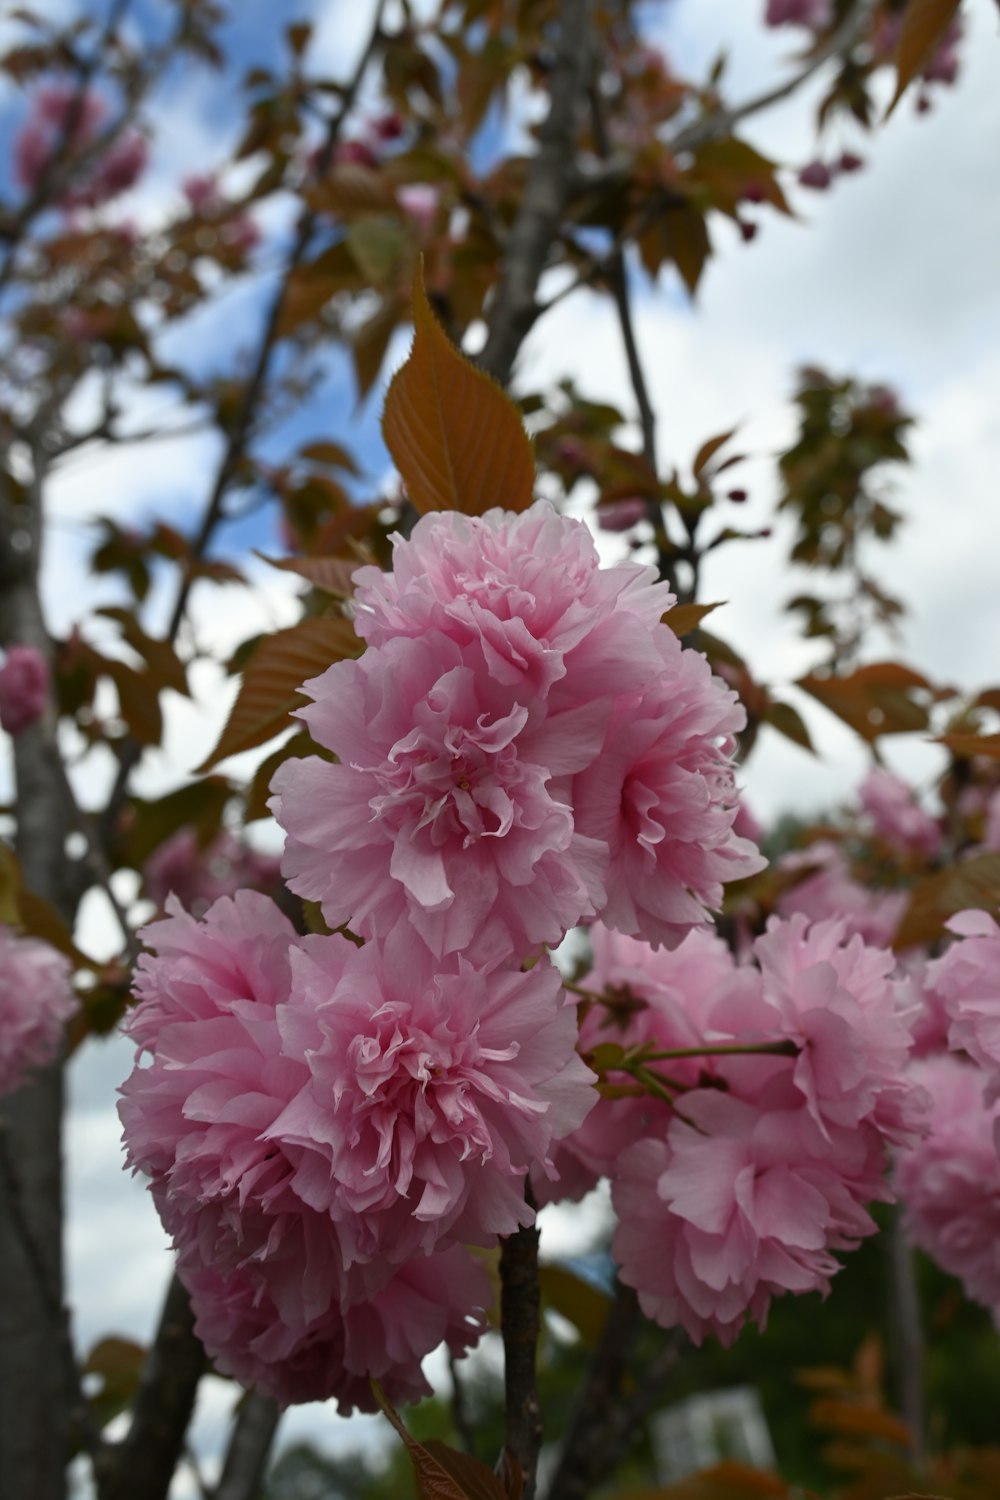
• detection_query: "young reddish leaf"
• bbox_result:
[615,1460,793,1497]
[353,295,404,401]
[935,731,1000,760]
[893,853,1000,950]
[809,1398,912,1448]
[372,1382,505,1499]
[382,267,535,516]
[197,615,360,772]
[662,601,723,637]
[255,551,360,598]
[104,658,164,746]
[692,428,738,479]
[97,606,189,696]
[300,440,361,475]
[797,663,931,742]
[888,0,962,114]
[422,1441,510,1500]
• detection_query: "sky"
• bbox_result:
[3,0,1000,1492]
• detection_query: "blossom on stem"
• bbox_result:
[0,925,77,1096]
[0,644,50,736]
[926,909,1000,1077]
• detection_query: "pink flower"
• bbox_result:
[798,160,832,191]
[270,936,595,1265]
[613,1095,883,1345]
[857,769,941,858]
[572,633,764,948]
[67,130,148,206]
[181,1240,489,1412]
[0,925,77,1096]
[896,1054,1000,1316]
[119,892,493,1407]
[350,501,674,699]
[777,841,907,948]
[605,916,928,1343]
[540,925,736,1203]
[927,910,1000,1075]
[14,82,105,192]
[143,829,280,915]
[0,644,50,736]
[746,915,921,1144]
[271,630,608,964]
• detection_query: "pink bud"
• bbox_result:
[0,645,50,736]
[765,0,832,26]
[798,159,832,190]
[396,182,440,235]
[837,151,865,173]
[334,139,377,169]
[183,173,221,213]
[727,488,748,503]
[738,218,758,243]
[371,111,405,142]
[597,498,647,532]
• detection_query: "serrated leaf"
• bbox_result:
[255,551,360,598]
[662,601,723,637]
[692,428,738,478]
[372,1383,505,1499]
[797,663,931,743]
[197,615,361,772]
[382,266,535,516]
[888,0,962,114]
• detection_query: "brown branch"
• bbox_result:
[0,463,79,1500]
[478,0,597,384]
[212,1391,281,1500]
[97,1272,207,1500]
[887,1209,926,1469]
[499,1215,543,1500]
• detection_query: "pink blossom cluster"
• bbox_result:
[272,502,764,966]
[0,644,50,737]
[895,1054,1000,1317]
[119,892,592,1407]
[765,0,832,29]
[0,925,77,1097]
[143,828,281,915]
[547,916,926,1345]
[925,910,1000,1084]
[124,500,771,1400]
[15,81,147,207]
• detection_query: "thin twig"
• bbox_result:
[212,1391,281,1500]
[101,0,389,831]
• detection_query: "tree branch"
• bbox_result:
[97,1272,206,1500]
[478,0,597,384]
[212,1391,281,1500]
[499,1215,543,1500]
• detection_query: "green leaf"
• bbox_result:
[382,266,535,516]
[197,615,361,772]
[346,217,407,286]
[888,0,962,114]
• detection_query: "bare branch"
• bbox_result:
[499,1217,543,1500]
[98,1272,206,1500]
[478,0,597,384]
[212,1391,281,1500]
